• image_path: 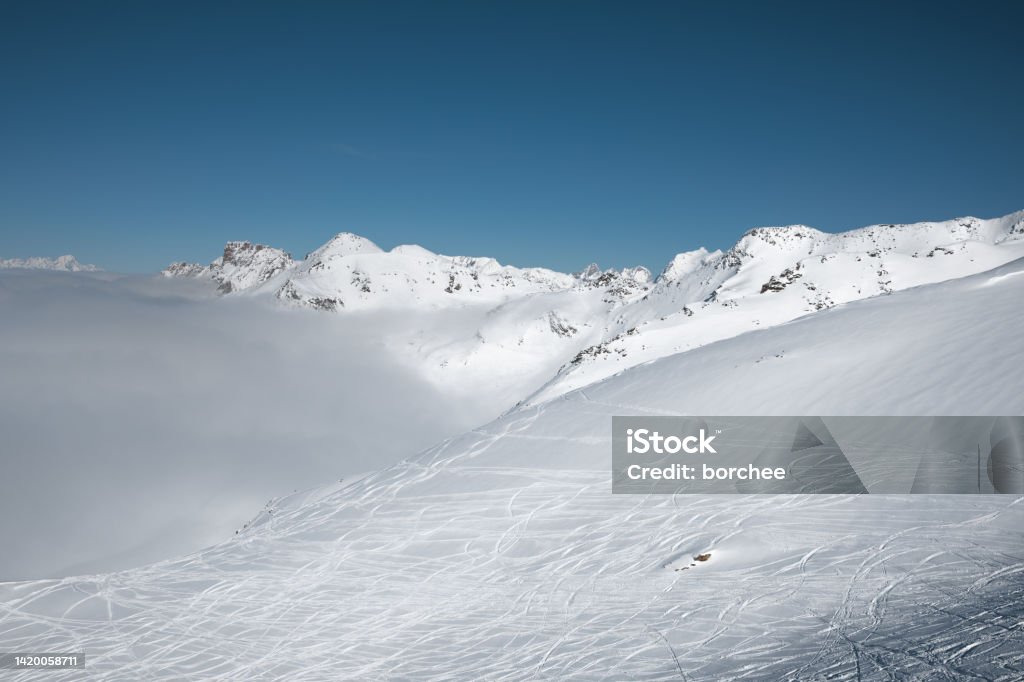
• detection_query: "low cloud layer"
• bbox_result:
[0,272,499,580]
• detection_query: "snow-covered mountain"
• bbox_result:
[164,241,294,293]
[530,210,1024,402]
[0,254,100,272]
[164,233,653,310]
[165,211,1024,405]
[165,233,655,403]
[5,249,1024,680]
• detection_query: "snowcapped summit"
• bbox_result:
[0,254,100,272]
[622,265,652,285]
[737,223,826,246]
[656,247,719,282]
[389,243,437,258]
[309,232,384,259]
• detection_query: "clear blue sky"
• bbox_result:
[1,1,1021,273]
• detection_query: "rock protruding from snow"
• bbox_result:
[573,264,652,301]
[162,262,205,278]
[213,241,296,293]
[0,255,100,272]
[574,263,603,280]
[576,263,652,287]
[162,241,296,293]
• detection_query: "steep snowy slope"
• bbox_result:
[3,257,1023,680]
[0,255,100,272]
[529,210,1024,402]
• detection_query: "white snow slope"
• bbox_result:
[3,255,1023,680]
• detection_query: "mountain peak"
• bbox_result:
[575,263,652,286]
[389,244,437,258]
[732,225,827,254]
[161,241,295,293]
[657,248,716,282]
[220,241,291,266]
[575,263,602,280]
[312,232,383,259]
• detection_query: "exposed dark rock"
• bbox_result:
[760,267,802,294]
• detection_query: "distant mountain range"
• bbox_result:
[7,211,1024,408]
[164,210,1024,404]
[0,255,100,272]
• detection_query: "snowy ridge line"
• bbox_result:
[160,211,1024,408]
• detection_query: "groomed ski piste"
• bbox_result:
[2,252,1023,679]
